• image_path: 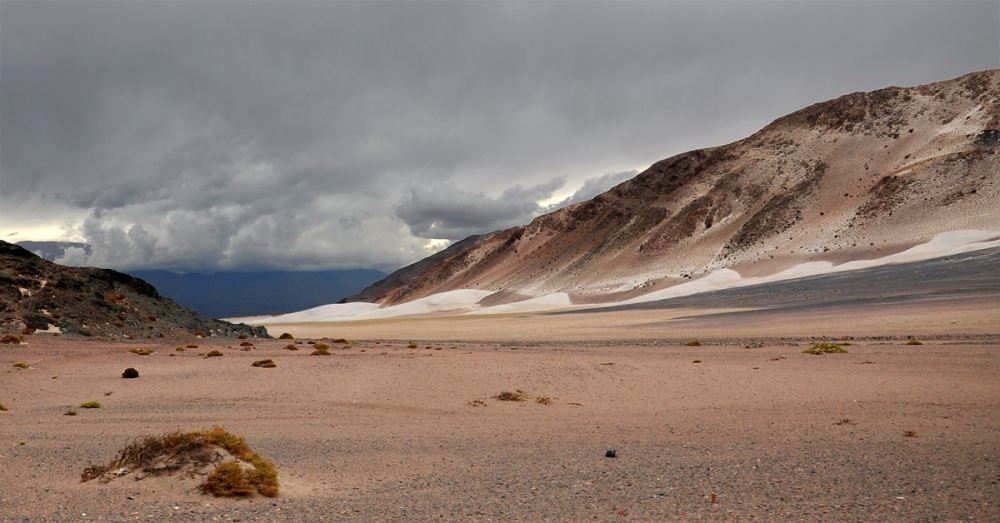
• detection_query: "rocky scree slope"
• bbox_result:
[348,70,1000,306]
[0,241,268,339]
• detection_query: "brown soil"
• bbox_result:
[2,303,998,521]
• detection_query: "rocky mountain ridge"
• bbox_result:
[348,70,1000,306]
[0,241,267,340]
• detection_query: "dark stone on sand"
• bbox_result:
[122,368,139,379]
[606,449,616,458]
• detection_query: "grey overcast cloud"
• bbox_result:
[1,1,997,272]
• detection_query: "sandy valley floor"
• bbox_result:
[2,305,999,522]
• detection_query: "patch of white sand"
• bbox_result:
[254,227,1000,323]
[256,289,494,323]
[465,293,574,315]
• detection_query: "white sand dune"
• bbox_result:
[251,227,999,324]
[256,289,494,324]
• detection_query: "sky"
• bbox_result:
[1,1,998,273]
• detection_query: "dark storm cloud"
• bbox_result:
[1,1,997,271]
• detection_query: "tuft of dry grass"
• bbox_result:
[310,348,331,356]
[237,334,248,340]
[81,401,101,409]
[1,334,24,344]
[803,342,849,355]
[313,343,330,351]
[692,360,702,363]
[81,427,278,497]
[185,344,199,349]
[407,343,418,349]
[494,391,526,402]
[834,418,858,426]
[904,430,918,438]
[206,350,224,358]
[284,344,298,351]
[65,409,77,416]
[13,361,29,369]
[0,402,8,411]
[193,331,207,338]
[239,341,254,347]
[535,396,552,405]
[129,348,154,355]
[176,347,186,352]
[278,333,294,340]
[906,339,923,345]
[251,359,276,368]
[686,340,702,346]
[21,327,35,335]
[331,338,348,344]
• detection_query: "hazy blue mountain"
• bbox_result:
[126,269,386,319]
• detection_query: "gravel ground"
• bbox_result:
[2,333,998,522]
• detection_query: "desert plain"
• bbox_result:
[3,287,999,523]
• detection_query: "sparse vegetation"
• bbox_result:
[176,347,186,352]
[284,344,298,351]
[310,348,331,356]
[835,418,858,426]
[313,343,330,351]
[535,396,552,405]
[81,401,102,409]
[407,343,418,349]
[206,350,224,358]
[1,334,24,344]
[904,430,918,437]
[237,334,248,340]
[251,359,276,368]
[803,342,849,355]
[21,326,35,335]
[906,339,923,345]
[495,391,526,402]
[193,331,207,338]
[692,359,702,363]
[65,409,77,416]
[128,348,153,355]
[13,361,29,369]
[81,427,278,497]
[278,333,294,340]
[185,344,198,349]
[686,340,702,346]
[331,338,348,344]
[239,341,254,347]
[0,402,8,411]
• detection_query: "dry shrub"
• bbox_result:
[1,334,24,344]
[13,361,28,369]
[803,342,849,355]
[494,391,526,402]
[686,340,702,346]
[81,427,278,497]
[331,338,348,344]
[313,343,330,351]
[239,341,254,347]
[906,340,923,345]
[407,343,418,349]
[185,344,198,349]
[284,344,298,351]
[310,348,331,356]
[206,350,224,358]
[904,430,918,438]
[278,333,294,340]
[21,326,35,335]
[237,334,248,340]
[193,331,207,338]
[692,360,702,363]
[0,402,8,411]
[64,409,77,416]
[251,359,276,368]
[535,396,552,405]
[129,348,153,355]
[834,418,858,426]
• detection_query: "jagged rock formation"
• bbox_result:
[348,70,1000,306]
[0,241,268,339]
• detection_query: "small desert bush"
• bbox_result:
[904,430,918,437]
[906,339,923,345]
[185,344,199,349]
[193,331,207,338]
[284,344,298,351]
[0,402,8,411]
[237,334,248,340]
[65,409,77,416]
[1,334,24,344]
[278,333,294,340]
[13,361,29,369]
[310,348,331,356]
[176,347,186,352]
[128,348,153,355]
[251,359,276,368]
[407,343,418,349]
[686,340,702,347]
[803,342,849,355]
[535,396,552,405]
[206,350,224,358]
[692,359,702,363]
[495,391,526,402]
[21,327,35,335]
[313,343,330,351]
[331,338,348,344]
[81,427,278,497]
[239,341,254,347]
[81,401,102,409]
[834,418,857,426]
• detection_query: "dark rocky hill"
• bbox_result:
[0,241,267,340]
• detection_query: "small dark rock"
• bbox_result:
[606,449,617,458]
[122,368,139,379]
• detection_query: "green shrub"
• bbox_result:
[81,401,102,409]
[12,361,28,369]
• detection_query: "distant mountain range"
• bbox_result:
[15,241,384,319]
[346,69,1000,307]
